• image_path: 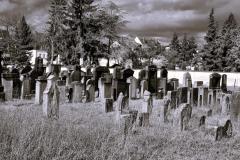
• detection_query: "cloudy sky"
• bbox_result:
[0,0,239,44]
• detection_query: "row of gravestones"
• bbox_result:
[1,57,44,101]
[159,72,233,141]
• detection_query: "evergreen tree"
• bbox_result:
[14,16,33,65]
[46,0,67,63]
[202,8,220,71]
[168,32,181,69]
[220,13,238,71]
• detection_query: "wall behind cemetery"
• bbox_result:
[108,69,240,88]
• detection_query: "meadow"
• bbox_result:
[0,99,240,160]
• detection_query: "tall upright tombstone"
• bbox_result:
[183,72,192,88]
[21,74,31,100]
[0,50,5,101]
[43,75,60,119]
[231,91,240,121]
[2,73,18,101]
[146,65,157,94]
[92,66,110,94]
[35,76,47,105]
[169,78,179,91]
[221,74,227,92]
[57,80,66,103]
[127,76,138,99]
[70,65,83,103]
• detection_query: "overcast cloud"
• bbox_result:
[0,0,239,43]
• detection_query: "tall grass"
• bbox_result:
[0,100,240,160]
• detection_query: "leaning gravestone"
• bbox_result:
[173,103,192,131]
[43,75,60,119]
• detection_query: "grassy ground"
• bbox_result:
[0,99,240,160]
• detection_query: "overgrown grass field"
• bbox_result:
[0,99,240,160]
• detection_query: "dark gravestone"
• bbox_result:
[70,65,82,82]
[209,73,221,90]
[191,88,199,107]
[221,74,227,92]
[11,68,21,98]
[146,65,157,94]
[105,98,113,113]
[177,87,188,105]
[160,66,168,78]
[0,50,5,101]
[93,66,110,91]
[34,57,44,76]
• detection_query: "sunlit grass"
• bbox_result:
[0,99,239,160]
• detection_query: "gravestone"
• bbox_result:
[57,80,66,103]
[161,97,170,123]
[21,74,31,100]
[117,92,129,114]
[72,81,83,103]
[158,78,167,95]
[167,91,178,109]
[140,80,148,98]
[127,76,138,99]
[35,77,47,105]
[183,72,192,88]
[11,67,21,98]
[221,94,231,116]
[0,50,5,101]
[92,66,110,91]
[169,78,179,91]
[105,98,113,113]
[43,75,60,119]
[191,88,199,107]
[160,66,168,78]
[209,73,221,90]
[198,87,208,107]
[230,91,240,121]
[138,113,150,127]
[141,90,153,114]
[86,84,95,102]
[177,87,188,105]
[208,89,217,108]
[146,65,157,94]
[221,74,227,92]
[70,65,82,82]
[173,103,192,131]
[2,73,18,101]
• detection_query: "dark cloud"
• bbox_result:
[0,0,240,43]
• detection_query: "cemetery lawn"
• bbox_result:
[0,100,240,160]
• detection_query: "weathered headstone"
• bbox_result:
[140,80,148,98]
[86,84,95,102]
[0,50,5,101]
[183,72,192,88]
[43,75,60,119]
[191,88,199,107]
[198,87,208,107]
[21,74,31,100]
[92,66,110,91]
[141,90,153,114]
[167,91,177,109]
[230,91,240,121]
[127,76,138,99]
[146,65,157,94]
[158,78,167,95]
[57,80,66,103]
[177,87,188,105]
[70,65,82,82]
[35,77,47,105]
[160,97,170,123]
[173,103,192,131]
[72,81,83,103]
[221,94,231,116]
[169,78,179,91]
[160,66,168,78]
[2,73,18,101]
[105,98,113,113]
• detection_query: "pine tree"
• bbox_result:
[46,0,67,63]
[220,13,238,71]
[202,8,220,71]
[14,16,33,65]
